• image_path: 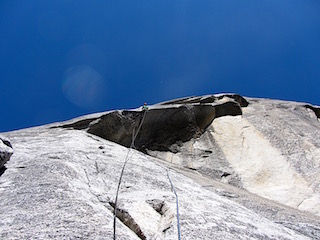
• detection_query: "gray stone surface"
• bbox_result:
[1,94,320,239]
[145,96,320,217]
[0,135,13,170]
[1,127,319,239]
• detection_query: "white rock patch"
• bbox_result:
[211,115,320,215]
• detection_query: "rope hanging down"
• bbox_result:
[167,169,182,240]
[113,110,147,240]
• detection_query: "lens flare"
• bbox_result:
[62,65,106,109]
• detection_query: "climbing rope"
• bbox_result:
[113,110,147,240]
[166,169,182,240]
[113,109,182,240]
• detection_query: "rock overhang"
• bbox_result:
[305,105,320,119]
[60,94,246,152]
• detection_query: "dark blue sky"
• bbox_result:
[1,1,320,132]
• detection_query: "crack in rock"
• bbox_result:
[146,199,166,215]
[146,199,175,236]
[109,202,147,240]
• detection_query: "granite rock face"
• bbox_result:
[1,94,320,239]
[61,95,244,152]
[61,94,320,217]
[1,126,320,239]
[0,135,13,170]
[148,97,320,217]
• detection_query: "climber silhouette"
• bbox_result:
[142,102,148,111]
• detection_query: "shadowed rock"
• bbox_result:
[0,135,13,170]
[305,105,320,119]
[61,97,243,152]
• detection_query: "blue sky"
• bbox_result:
[1,1,320,132]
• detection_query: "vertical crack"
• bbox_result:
[241,125,248,162]
[83,168,91,188]
[95,161,99,173]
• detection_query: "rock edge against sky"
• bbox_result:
[1,94,320,239]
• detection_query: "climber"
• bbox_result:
[142,102,148,111]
